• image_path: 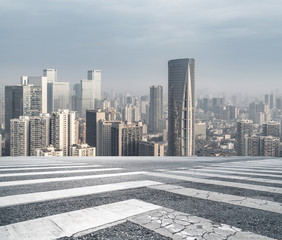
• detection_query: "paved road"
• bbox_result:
[0,156,281,240]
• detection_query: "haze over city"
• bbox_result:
[1,0,282,94]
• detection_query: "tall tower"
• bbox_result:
[262,121,280,138]
[149,85,163,133]
[10,116,30,156]
[50,109,76,156]
[168,58,195,156]
[86,109,105,149]
[80,70,102,118]
[29,114,50,156]
[237,120,253,156]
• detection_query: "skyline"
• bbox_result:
[1,0,282,95]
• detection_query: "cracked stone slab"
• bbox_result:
[147,184,282,214]
[129,207,275,240]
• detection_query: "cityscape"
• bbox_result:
[0,1,281,240]
[0,59,281,157]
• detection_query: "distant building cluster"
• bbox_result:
[196,92,282,157]
[0,59,281,158]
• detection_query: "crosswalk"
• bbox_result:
[0,157,281,240]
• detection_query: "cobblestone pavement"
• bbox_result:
[130,208,274,240]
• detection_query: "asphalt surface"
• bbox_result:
[0,156,281,240]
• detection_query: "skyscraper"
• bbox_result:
[5,85,43,155]
[262,121,280,139]
[149,85,163,133]
[22,76,48,114]
[43,69,57,83]
[237,119,253,156]
[29,114,50,156]
[52,82,70,112]
[80,70,102,118]
[111,121,143,156]
[168,58,195,156]
[86,109,105,148]
[10,116,30,156]
[50,109,77,156]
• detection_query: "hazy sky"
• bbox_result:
[1,0,282,95]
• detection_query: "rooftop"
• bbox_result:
[0,156,281,240]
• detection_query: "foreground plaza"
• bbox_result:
[0,157,281,240]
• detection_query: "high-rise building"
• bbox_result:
[86,109,105,148]
[29,114,50,156]
[44,69,56,114]
[44,69,70,113]
[50,109,77,156]
[43,69,57,83]
[237,120,253,156]
[0,83,5,130]
[260,136,280,157]
[149,85,163,133]
[52,82,70,112]
[10,116,30,156]
[97,120,122,156]
[111,121,143,156]
[80,70,102,118]
[22,76,48,114]
[262,121,280,139]
[5,85,43,155]
[0,134,2,157]
[168,58,195,156]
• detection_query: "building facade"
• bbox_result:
[149,85,163,133]
[86,109,105,148]
[111,122,143,156]
[237,120,253,156]
[10,116,30,156]
[29,114,50,156]
[168,58,195,156]
[80,70,101,118]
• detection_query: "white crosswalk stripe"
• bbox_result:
[0,158,281,240]
[0,200,162,240]
[0,167,123,177]
[145,172,282,194]
[0,171,148,187]
[0,165,101,172]
[188,168,282,178]
[0,180,162,208]
[169,170,282,184]
[205,167,282,174]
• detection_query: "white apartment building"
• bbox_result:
[51,110,77,156]
[10,116,30,156]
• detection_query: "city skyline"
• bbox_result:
[1,0,281,94]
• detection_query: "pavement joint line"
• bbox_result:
[0,171,149,187]
[145,172,282,194]
[169,170,282,185]
[0,168,123,177]
[0,199,162,240]
[188,168,282,178]
[0,180,163,208]
[147,184,282,214]
[0,165,101,172]
[129,207,274,240]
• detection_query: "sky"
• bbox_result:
[0,0,282,95]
